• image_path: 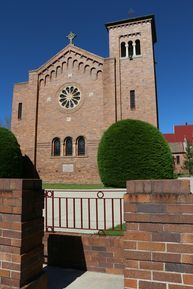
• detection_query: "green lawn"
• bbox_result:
[103,223,126,236]
[96,223,126,236]
[43,183,109,189]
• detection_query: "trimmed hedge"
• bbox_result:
[0,127,23,178]
[97,119,174,188]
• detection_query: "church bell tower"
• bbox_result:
[106,15,159,127]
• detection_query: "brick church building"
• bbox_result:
[11,15,158,184]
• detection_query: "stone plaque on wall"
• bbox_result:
[63,164,74,173]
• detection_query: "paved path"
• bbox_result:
[46,266,124,289]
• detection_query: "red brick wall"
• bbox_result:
[44,233,124,275]
[124,179,193,289]
[0,179,47,289]
[83,235,124,274]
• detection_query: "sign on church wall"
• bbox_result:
[62,164,74,173]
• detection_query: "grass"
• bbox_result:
[102,223,126,236]
[42,183,110,189]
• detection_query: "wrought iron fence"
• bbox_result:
[44,189,125,233]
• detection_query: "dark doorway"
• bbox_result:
[48,234,87,270]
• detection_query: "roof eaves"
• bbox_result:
[105,14,156,43]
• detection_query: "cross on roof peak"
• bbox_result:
[67,32,76,45]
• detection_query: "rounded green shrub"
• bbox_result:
[0,127,23,178]
[22,155,40,179]
[97,119,174,188]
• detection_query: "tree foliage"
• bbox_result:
[0,127,23,178]
[183,139,193,175]
[97,119,174,188]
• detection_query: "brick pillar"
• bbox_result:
[124,179,193,289]
[0,179,47,289]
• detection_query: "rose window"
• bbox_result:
[59,86,81,109]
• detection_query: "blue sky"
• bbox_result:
[0,0,193,133]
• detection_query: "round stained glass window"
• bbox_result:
[59,86,81,109]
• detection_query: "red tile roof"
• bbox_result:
[164,125,193,143]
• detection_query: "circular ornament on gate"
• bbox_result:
[97,191,104,199]
[58,85,81,110]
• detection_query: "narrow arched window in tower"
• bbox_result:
[128,41,133,59]
[65,137,73,156]
[52,137,60,156]
[77,136,85,156]
[18,103,22,120]
[121,42,126,57]
[130,90,136,110]
[135,40,141,55]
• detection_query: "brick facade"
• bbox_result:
[11,15,158,184]
[44,233,124,275]
[124,179,193,289]
[0,179,47,289]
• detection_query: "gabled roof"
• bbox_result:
[30,44,104,75]
[164,124,193,143]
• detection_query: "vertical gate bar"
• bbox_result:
[59,197,61,228]
[112,198,114,230]
[73,198,76,228]
[120,198,123,230]
[88,198,91,229]
[96,198,98,230]
[45,191,48,231]
[66,198,68,228]
[80,198,83,229]
[104,198,106,230]
[52,191,55,232]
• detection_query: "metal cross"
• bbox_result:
[67,32,76,45]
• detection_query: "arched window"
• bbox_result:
[121,42,126,57]
[128,41,133,59]
[64,137,73,156]
[77,136,85,156]
[130,90,135,110]
[52,138,60,156]
[18,102,22,120]
[135,40,141,55]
